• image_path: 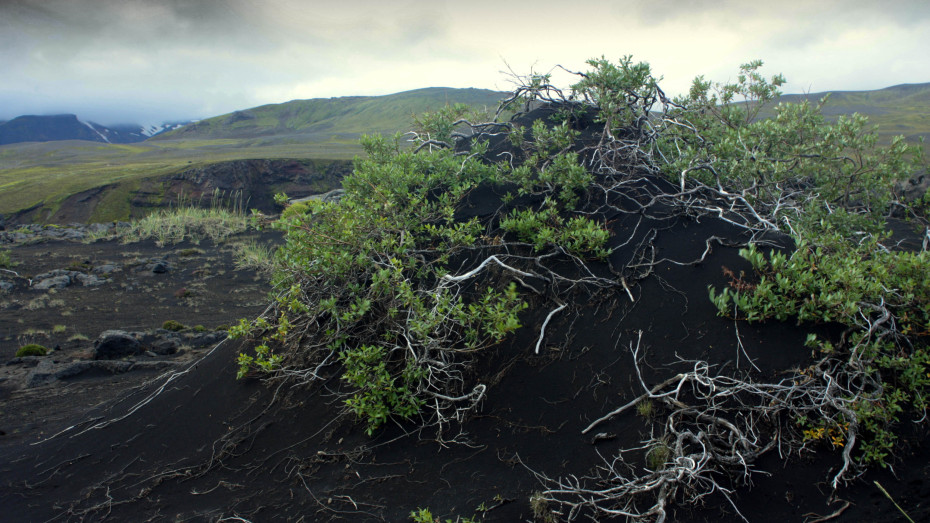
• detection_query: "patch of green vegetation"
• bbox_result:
[52,324,67,334]
[67,333,90,342]
[118,194,253,245]
[645,441,671,470]
[232,240,276,273]
[635,399,655,419]
[15,344,48,357]
[409,507,481,523]
[0,249,14,269]
[87,178,142,223]
[162,320,186,332]
[233,113,612,433]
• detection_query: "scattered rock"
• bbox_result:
[150,338,180,355]
[94,330,142,360]
[188,331,228,348]
[6,356,41,367]
[74,273,106,287]
[33,274,71,290]
[92,263,120,275]
[150,261,169,274]
[0,280,13,291]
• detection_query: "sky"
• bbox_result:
[2,0,929,126]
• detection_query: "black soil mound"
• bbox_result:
[2,116,929,522]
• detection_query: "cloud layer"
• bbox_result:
[2,0,928,125]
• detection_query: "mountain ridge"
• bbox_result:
[155,87,507,142]
[0,114,187,146]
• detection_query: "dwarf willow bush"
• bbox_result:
[684,62,928,466]
[232,119,608,434]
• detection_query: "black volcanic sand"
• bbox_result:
[0,232,276,448]
[2,210,930,520]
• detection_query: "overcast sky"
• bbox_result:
[2,0,929,126]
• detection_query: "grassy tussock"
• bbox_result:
[113,190,254,245]
[121,207,251,245]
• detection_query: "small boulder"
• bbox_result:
[94,330,142,360]
[33,274,71,290]
[74,273,106,287]
[150,338,180,355]
[189,331,228,348]
[93,263,120,275]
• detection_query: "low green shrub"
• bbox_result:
[16,344,48,357]
[162,320,186,332]
[0,249,16,269]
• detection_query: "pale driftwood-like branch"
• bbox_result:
[535,302,566,354]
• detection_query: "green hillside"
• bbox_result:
[0,88,507,219]
[157,87,506,142]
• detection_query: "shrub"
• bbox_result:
[15,344,48,357]
[162,320,185,332]
[0,249,16,269]
[230,102,613,435]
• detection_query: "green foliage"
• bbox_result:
[507,121,592,207]
[15,344,48,357]
[280,200,313,220]
[412,103,479,145]
[409,507,482,523]
[711,239,930,465]
[662,60,920,237]
[341,345,426,435]
[635,399,655,419]
[0,249,15,269]
[645,441,670,470]
[500,206,610,258]
[162,320,186,332]
[234,115,538,433]
[570,55,660,132]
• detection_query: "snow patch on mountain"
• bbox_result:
[78,118,111,143]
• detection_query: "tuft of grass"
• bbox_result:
[636,399,655,419]
[646,441,671,471]
[529,492,558,523]
[67,333,90,342]
[232,240,276,273]
[52,324,67,334]
[119,190,252,245]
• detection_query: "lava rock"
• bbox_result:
[150,338,180,355]
[188,331,228,348]
[94,330,142,359]
[33,274,71,290]
[92,263,120,275]
[74,273,106,287]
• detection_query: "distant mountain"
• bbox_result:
[156,87,507,142]
[0,114,188,146]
